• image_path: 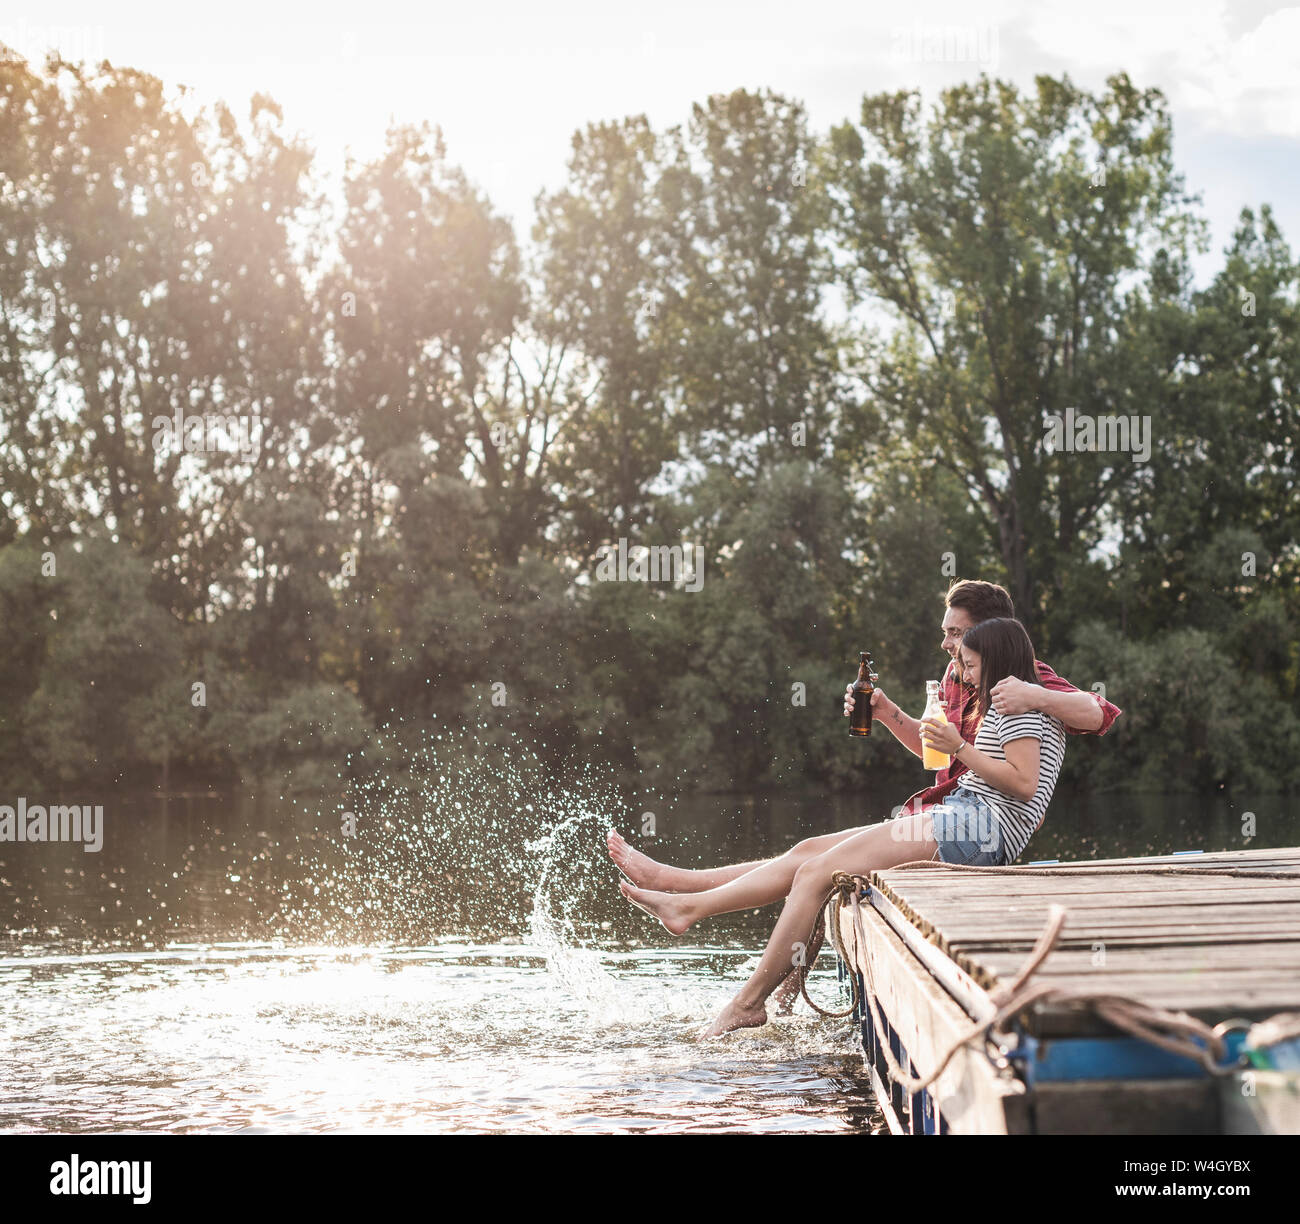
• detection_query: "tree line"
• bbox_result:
[1,51,1296,796]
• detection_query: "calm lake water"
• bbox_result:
[1,761,1294,1134]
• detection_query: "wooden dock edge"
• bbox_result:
[832,894,1230,1134]
[832,897,1030,1134]
[1220,1071,1300,1135]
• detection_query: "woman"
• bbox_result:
[917,616,1067,871]
[616,617,1067,1038]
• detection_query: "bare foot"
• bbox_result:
[607,829,670,889]
[618,880,694,936]
[700,996,769,1039]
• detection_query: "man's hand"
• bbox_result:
[844,684,891,720]
[990,676,1040,717]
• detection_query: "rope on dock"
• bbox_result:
[815,869,1270,1096]
[797,903,860,1019]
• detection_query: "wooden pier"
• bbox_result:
[828,846,1300,1135]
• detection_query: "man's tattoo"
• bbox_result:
[892,710,904,725]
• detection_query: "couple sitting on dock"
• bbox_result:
[610,579,1123,1038]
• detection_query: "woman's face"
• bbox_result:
[959,645,981,690]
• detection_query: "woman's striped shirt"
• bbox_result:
[957,708,1066,862]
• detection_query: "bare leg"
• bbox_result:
[618,822,884,935]
[701,813,938,1037]
[772,913,824,1015]
[607,826,865,893]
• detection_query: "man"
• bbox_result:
[607,578,1122,1015]
[858,579,1121,820]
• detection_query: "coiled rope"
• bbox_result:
[795,860,1297,1094]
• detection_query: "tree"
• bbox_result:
[826,73,1203,642]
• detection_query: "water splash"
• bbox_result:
[269,721,698,1022]
[285,722,815,1030]
[527,809,630,1014]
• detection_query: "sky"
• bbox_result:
[5,0,1300,284]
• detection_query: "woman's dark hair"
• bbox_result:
[961,617,1040,717]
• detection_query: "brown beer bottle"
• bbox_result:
[849,651,877,738]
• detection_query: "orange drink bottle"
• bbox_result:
[921,679,951,771]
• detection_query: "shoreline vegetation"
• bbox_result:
[0,53,1296,798]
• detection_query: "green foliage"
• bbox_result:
[14,539,189,785]
[210,681,370,792]
[1057,622,1300,793]
[0,54,1295,797]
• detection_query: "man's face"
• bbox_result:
[941,607,977,679]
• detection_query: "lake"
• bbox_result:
[1,772,1293,1134]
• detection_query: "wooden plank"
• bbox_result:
[974,950,1300,970]
[1033,846,1300,864]
[880,876,1300,896]
[928,926,1300,946]
[890,906,1300,922]
[878,888,1300,904]
[894,858,1300,873]
[1045,847,1300,868]
[988,975,1300,1001]
[917,921,1300,939]
[833,898,1029,1134]
[952,948,1300,998]
[972,956,1267,983]
[982,973,1300,996]
[891,932,1300,980]
[874,877,1282,894]
[891,909,1300,925]
[881,867,1300,886]
[867,889,1300,933]
[978,973,1300,992]
[956,944,1300,959]
[933,909,1300,927]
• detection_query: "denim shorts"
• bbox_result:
[929,788,1006,866]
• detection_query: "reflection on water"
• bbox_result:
[0,942,874,1134]
[0,757,1293,1134]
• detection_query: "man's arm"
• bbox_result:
[991,662,1122,735]
[1036,686,1104,731]
[843,686,924,757]
[875,691,925,757]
